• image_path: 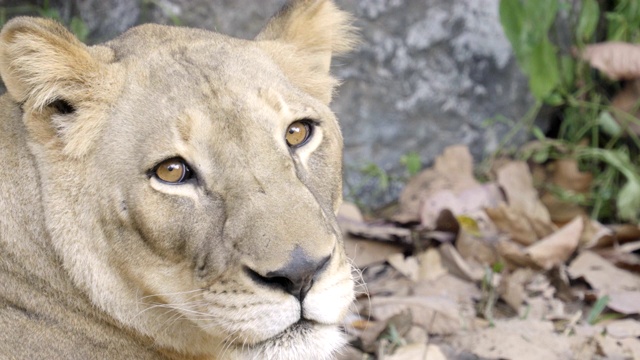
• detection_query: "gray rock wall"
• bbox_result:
[2,0,537,207]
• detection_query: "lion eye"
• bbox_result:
[285,120,313,148]
[153,158,193,184]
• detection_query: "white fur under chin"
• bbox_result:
[232,324,346,360]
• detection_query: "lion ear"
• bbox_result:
[0,17,100,110]
[256,0,358,104]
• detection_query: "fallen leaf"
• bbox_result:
[525,216,583,270]
[370,296,465,335]
[413,273,481,305]
[568,251,640,294]
[456,228,499,266]
[386,343,446,360]
[611,79,640,136]
[439,242,484,282]
[416,248,447,281]
[497,161,553,229]
[393,145,479,223]
[344,236,404,269]
[387,254,419,281]
[500,268,535,311]
[420,184,503,230]
[541,158,593,223]
[339,219,413,246]
[580,42,640,80]
[449,319,589,360]
[596,334,640,359]
[606,319,640,338]
[485,199,558,247]
[608,291,640,315]
[338,202,364,222]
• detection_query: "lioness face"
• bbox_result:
[98,26,353,357]
[0,1,357,359]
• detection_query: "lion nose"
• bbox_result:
[246,247,331,302]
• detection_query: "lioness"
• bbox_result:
[0,1,357,359]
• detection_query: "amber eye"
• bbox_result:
[153,158,193,184]
[285,120,313,148]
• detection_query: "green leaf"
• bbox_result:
[527,39,561,100]
[576,0,600,43]
[617,178,640,222]
[587,295,610,325]
[597,111,623,137]
[70,17,89,43]
[499,0,525,56]
[559,55,575,88]
[400,152,421,176]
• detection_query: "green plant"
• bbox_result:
[499,0,640,223]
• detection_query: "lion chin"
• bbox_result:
[236,322,346,360]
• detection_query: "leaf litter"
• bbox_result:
[339,145,640,360]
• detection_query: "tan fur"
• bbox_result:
[0,1,357,359]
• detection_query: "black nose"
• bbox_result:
[246,247,331,302]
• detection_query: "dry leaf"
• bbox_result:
[420,184,503,230]
[541,159,592,223]
[450,319,587,360]
[525,216,583,270]
[338,202,364,222]
[497,161,553,228]
[416,248,447,281]
[386,343,446,360]
[485,201,557,247]
[567,251,640,294]
[500,268,535,311]
[611,79,640,136]
[596,334,640,359]
[387,254,419,281]
[456,229,498,266]
[370,296,464,335]
[581,42,640,80]
[393,145,479,223]
[344,235,404,269]
[608,291,640,315]
[339,219,412,245]
[606,319,640,339]
[439,242,484,282]
[413,273,481,305]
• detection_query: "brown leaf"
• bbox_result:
[486,204,544,246]
[386,344,447,360]
[497,161,553,228]
[370,296,464,335]
[449,319,590,360]
[387,253,419,281]
[596,335,640,359]
[611,79,640,136]
[567,251,640,294]
[416,248,447,281]
[343,235,404,269]
[606,319,640,338]
[608,291,640,315]
[393,145,479,223]
[525,216,583,270]
[439,242,484,282]
[420,184,503,230]
[500,268,535,311]
[339,219,412,245]
[581,42,640,80]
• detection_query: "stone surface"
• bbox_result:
[1,0,538,207]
